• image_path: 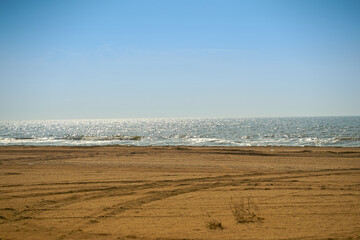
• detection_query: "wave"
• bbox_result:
[1,135,143,142]
[334,137,360,141]
[61,135,142,141]
[14,137,37,140]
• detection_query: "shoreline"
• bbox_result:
[1,144,359,148]
[1,146,359,239]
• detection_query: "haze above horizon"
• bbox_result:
[1,0,359,121]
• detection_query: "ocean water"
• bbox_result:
[0,117,359,147]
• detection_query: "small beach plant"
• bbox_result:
[204,214,224,230]
[230,196,263,223]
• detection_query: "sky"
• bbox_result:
[0,0,359,120]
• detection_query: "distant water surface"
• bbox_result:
[0,117,359,147]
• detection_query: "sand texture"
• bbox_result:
[0,146,359,240]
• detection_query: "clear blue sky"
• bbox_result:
[1,0,359,120]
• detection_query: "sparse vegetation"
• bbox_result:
[204,215,224,230]
[230,196,263,223]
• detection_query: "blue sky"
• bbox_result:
[0,0,359,120]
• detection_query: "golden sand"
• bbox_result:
[0,146,359,240]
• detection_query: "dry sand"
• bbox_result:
[0,146,359,240]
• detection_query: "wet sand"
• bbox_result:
[0,146,359,240]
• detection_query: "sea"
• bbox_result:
[0,117,359,147]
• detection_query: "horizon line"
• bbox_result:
[1,115,359,122]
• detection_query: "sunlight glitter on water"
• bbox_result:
[0,117,359,147]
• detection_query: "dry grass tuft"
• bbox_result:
[204,214,224,230]
[230,196,263,223]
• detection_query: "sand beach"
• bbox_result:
[0,146,359,240]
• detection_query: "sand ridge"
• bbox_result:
[0,146,359,240]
